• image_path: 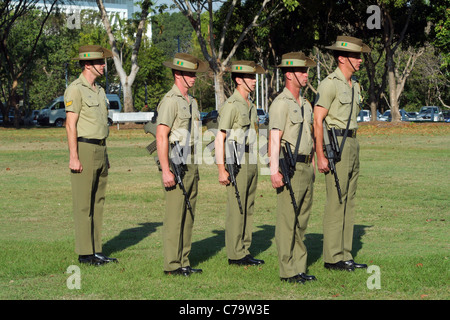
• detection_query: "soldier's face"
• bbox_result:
[240,74,257,92]
[346,53,362,70]
[181,71,197,87]
[88,59,106,76]
[289,67,308,87]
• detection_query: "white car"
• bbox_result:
[357,110,371,122]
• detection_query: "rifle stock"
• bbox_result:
[279,143,299,215]
[170,141,193,215]
[226,140,244,215]
[322,121,343,204]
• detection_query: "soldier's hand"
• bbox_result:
[162,170,176,188]
[69,159,83,173]
[317,157,330,173]
[270,171,284,189]
[218,170,230,186]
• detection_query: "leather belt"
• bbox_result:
[296,154,313,164]
[333,129,357,138]
[77,137,106,146]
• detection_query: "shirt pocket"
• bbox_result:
[337,92,353,120]
[171,104,192,145]
[177,105,191,127]
[338,92,352,105]
[238,112,251,128]
[288,105,303,124]
[85,97,99,108]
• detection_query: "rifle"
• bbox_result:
[226,140,244,216]
[322,121,343,204]
[279,143,299,215]
[170,141,193,216]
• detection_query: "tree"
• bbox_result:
[96,0,152,113]
[380,0,429,122]
[170,0,285,108]
[0,0,59,127]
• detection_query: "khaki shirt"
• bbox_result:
[64,73,109,139]
[269,87,313,155]
[157,84,200,147]
[315,67,361,130]
[218,89,257,146]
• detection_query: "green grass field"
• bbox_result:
[0,122,448,302]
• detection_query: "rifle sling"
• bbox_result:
[338,86,354,154]
[292,97,305,159]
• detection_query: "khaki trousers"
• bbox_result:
[225,153,258,260]
[323,136,360,263]
[276,162,314,278]
[162,163,198,271]
[71,142,108,255]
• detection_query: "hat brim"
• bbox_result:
[229,65,266,74]
[163,60,210,73]
[277,57,316,68]
[72,48,113,60]
[325,44,371,53]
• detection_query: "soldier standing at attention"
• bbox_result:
[314,36,371,271]
[269,52,317,284]
[156,53,209,276]
[215,61,265,267]
[65,45,117,265]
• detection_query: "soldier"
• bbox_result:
[156,53,209,276]
[314,36,371,271]
[65,45,117,265]
[215,60,265,266]
[269,52,316,284]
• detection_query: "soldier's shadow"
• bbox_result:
[304,224,372,266]
[189,224,274,266]
[102,222,162,256]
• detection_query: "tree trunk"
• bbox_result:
[386,48,401,122]
[214,69,226,108]
[96,0,150,113]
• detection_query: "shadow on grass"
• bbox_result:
[190,224,275,267]
[304,224,372,267]
[103,222,162,256]
[102,221,371,268]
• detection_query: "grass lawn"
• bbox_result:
[0,122,448,303]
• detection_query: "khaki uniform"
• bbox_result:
[316,67,361,264]
[269,88,314,278]
[218,89,258,260]
[65,73,109,255]
[157,84,200,272]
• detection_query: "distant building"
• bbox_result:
[29,0,152,38]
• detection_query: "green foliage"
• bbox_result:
[0,125,449,300]
[133,45,169,111]
[151,11,194,57]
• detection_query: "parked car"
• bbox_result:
[416,106,444,122]
[257,108,269,124]
[199,112,208,122]
[24,110,41,126]
[379,110,390,121]
[378,109,413,121]
[443,110,450,122]
[0,109,15,123]
[201,110,218,126]
[357,110,371,122]
[37,94,122,126]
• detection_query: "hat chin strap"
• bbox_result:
[347,57,357,73]
[181,73,193,89]
[241,77,254,94]
[91,64,103,77]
